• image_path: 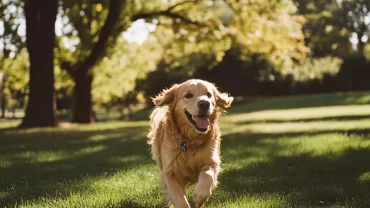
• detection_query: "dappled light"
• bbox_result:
[226,105,370,123]
[1,0,370,207]
[0,121,156,207]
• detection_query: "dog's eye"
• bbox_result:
[184,93,193,99]
[206,92,212,98]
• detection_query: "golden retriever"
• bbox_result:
[148,79,233,208]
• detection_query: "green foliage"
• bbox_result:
[58,1,109,65]
[138,1,233,73]
[92,37,163,106]
[0,0,25,57]
[148,0,307,72]
[365,44,370,60]
[54,64,75,98]
[295,0,352,57]
[295,0,370,57]
[337,0,370,55]
[290,56,342,81]
[227,0,307,71]
[0,0,26,115]
[155,25,232,73]
[1,49,29,109]
[2,50,28,93]
[54,0,312,110]
[135,0,309,101]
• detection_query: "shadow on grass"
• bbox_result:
[236,114,370,125]
[228,91,370,114]
[116,201,152,208]
[223,128,370,144]
[0,125,154,207]
[115,189,166,208]
[218,130,370,207]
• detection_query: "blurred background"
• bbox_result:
[0,0,369,126]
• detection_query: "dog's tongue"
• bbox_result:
[194,116,210,129]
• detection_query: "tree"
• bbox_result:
[0,0,24,118]
[20,0,58,127]
[295,0,370,58]
[226,0,307,71]
[1,49,29,118]
[57,0,306,124]
[58,0,222,123]
[92,37,163,117]
[58,0,124,123]
[339,0,370,56]
[294,0,351,57]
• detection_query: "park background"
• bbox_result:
[1,0,370,207]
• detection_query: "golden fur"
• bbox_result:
[148,79,233,208]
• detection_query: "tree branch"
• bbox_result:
[76,0,124,76]
[166,0,197,12]
[60,60,75,76]
[131,0,205,26]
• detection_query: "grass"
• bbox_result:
[1,91,370,207]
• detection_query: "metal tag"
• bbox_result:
[180,143,187,152]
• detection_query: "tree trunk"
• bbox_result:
[62,0,122,124]
[71,71,94,123]
[357,39,365,57]
[12,108,16,119]
[0,49,7,119]
[0,75,6,118]
[21,0,58,127]
[1,94,6,118]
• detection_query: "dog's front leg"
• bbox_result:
[164,173,190,208]
[192,167,217,208]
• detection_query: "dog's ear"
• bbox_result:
[152,84,178,106]
[215,89,234,108]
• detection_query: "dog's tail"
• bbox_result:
[147,106,168,144]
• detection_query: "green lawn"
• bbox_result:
[1,91,370,208]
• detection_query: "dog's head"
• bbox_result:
[152,79,233,134]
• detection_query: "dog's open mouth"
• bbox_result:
[185,110,210,132]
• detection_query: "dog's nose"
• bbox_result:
[198,100,210,111]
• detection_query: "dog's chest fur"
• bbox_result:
[159,128,221,183]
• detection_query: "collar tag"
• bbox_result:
[180,143,187,152]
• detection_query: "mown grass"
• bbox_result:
[1,91,370,208]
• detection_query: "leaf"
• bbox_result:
[95,3,103,12]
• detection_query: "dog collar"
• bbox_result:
[179,140,204,152]
[180,143,187,152]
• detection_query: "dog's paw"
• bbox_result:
[192,190,211,208]
[194,202,204,208]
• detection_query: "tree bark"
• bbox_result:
[0,72,6,119]
[0,46,8,119]
[0,94,5,118]
[21,0,58,127]
[71,71,93,123]
[357,39,365,57]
